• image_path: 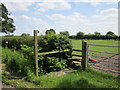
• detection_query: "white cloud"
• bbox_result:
[1,0,42,2]
[71,0,118,6]
[45,12,90,34]
[88,8,118,35]
[45,8,118,35]
[46,12,89,26]
[37,0,71,12]
[100,8,118,14]
[2,0,71,12]
[14,15,54,35]
[3,2,33,11]
[92,8,118,20]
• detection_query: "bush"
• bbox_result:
[38,56,68,74]
[2,48,32,76]
[38,34,72,52]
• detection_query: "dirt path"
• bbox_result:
[1,64,15,88]
[45,68,76,77]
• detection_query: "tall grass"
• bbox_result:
[2,48,32,76]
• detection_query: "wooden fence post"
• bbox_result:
[34,30,39,76]
[82,40,88,70]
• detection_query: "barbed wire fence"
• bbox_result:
[88,43,120,74]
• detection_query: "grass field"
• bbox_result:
[71,39,120,56]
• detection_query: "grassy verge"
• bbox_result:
[2,68,119,88]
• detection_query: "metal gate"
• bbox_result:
[88,43,120,75]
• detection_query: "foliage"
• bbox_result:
[69,34,119,40]
[106,31,115,35]
[2,35,72,52]
[20,45,35,71]
[5,34,14,37]
[2,36,34,50]
[0,3,15,34]
[2,34,72,75]
[21,33,30,36]
[94,31,101,35]
[76,31,84,39]
[69,35,76,39]
[60,31,69,37]
[20,44,69,74]
[38,56,68,74]
[2,48,30,76]
[45,29,56,35]
[38,34,72,52]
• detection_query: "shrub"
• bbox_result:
[2,48,31,76]
[38,34,72,52]
[38,56,68,74]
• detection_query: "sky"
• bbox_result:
[1,0,119,36]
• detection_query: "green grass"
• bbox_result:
[2,68,119,88]
[71,39,120,56]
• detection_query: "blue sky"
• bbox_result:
[1,0,118,36]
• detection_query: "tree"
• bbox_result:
[0,3,15,34]
[76,31,84,39]
[45,29,56,35]
[21,33,30,36]
[60,31,69,36]
[106,31,115,35]
[94,31,101,35]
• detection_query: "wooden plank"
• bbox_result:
[34,30,39,76]
[72,54,82,57]
[38,49,70,55]
[72,49,82,52]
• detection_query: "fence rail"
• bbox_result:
[72,49,82,52]
[92,64,119,71]
[72,54,82,57]
[38,49,70,56]
[89,55,120,60]
[88,50,120,55]
[89,44,120,47]
[92,67,120,74]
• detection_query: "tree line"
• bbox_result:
[69,31,119,40]
[4,29,120,40]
